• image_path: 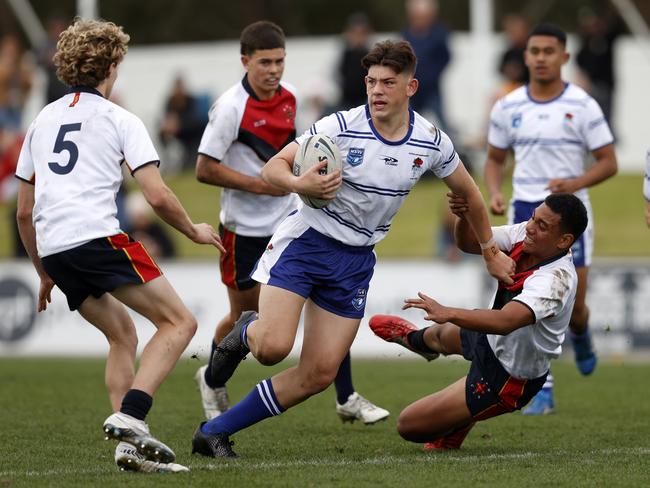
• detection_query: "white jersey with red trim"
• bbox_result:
[15,87,159,257]
[488,83,614,204]
[487,222,578,379]
[294,105,459,246]
[198,77,299,237]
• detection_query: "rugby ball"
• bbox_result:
[293,134,342,209]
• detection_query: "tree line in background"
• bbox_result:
[3,0,648,46]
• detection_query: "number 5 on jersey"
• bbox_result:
[48,123,82,175]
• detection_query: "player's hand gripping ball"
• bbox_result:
[293,134,342,209]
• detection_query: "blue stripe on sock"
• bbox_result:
[240,322,250,349]
[261,379,285,414]
[201,380,283,436]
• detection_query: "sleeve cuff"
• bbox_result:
[130,160,160,176]
[15,174,35,185]
[511,298,537,322]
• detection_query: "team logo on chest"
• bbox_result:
[282,103,295,122]
[347,147,365,166]
[563,112,574,129]
[512,113,522,128]
[351,288,367,311]
[380,155,398,166]
[410,157,424,179]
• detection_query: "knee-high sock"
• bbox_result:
[201,378,285,436]
[334,352,354,404]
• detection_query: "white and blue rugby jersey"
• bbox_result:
[488,83,614,203]
[295,105,459,246]
[15,87,159,257]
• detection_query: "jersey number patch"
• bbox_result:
[48,123,82,175]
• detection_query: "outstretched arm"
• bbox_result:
[403,291,534,335]
[443,163,514,284]
[134,164,225,252]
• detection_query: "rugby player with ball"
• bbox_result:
[192,39,515,458]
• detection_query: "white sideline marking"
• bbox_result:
[2,447,649,477]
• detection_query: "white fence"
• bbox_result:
[2,259,649,358]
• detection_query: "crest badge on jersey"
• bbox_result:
[347,147,365,167]
[351,288,367,311]
[512,113,522,128]
[410,157,424,179]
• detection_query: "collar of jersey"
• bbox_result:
[525,82,569,104]
[68,85,104,98]
[241,74,281,101]
[364,104,415,146]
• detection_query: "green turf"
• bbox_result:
[0,357,648,486]
[1,171,648,258]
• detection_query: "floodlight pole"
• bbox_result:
[77,0,99,19]
[468,0,495,145]
[5,0,46,47]
[610,0,650,64]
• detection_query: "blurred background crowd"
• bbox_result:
[0,0,646,260]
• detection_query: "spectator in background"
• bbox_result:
[337,13,372,110]
[159,75,208,170]
[0,126,26,256]
[498,14,530,97]
[403,0,450,130]
[36,17,68,104]
[576,7,623,127]
[125,192,176,259]
[0,34,33,130]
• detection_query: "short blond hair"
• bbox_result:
[54,18,129,88]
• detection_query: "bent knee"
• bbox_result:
[181,313,198,338]
[255,341,292,365]
[301,367,337,395]
[106,324,138,351]
[396,412,418,441]
[396,412,437,443]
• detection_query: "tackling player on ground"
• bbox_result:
[15,18,224,473]
[484,23,617,414]
[194,20,388,425]
[191,40,515,458]
[371,192,587,450]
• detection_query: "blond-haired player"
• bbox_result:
[15,18,224,473]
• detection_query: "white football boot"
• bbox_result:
[336,392,390,425]
[103,412,176,463]
[194,365,230,419]
[115,442,189,473]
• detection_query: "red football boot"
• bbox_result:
[369,315,439,361]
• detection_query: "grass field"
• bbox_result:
[1,357,649,487]
[1,171,648,259]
